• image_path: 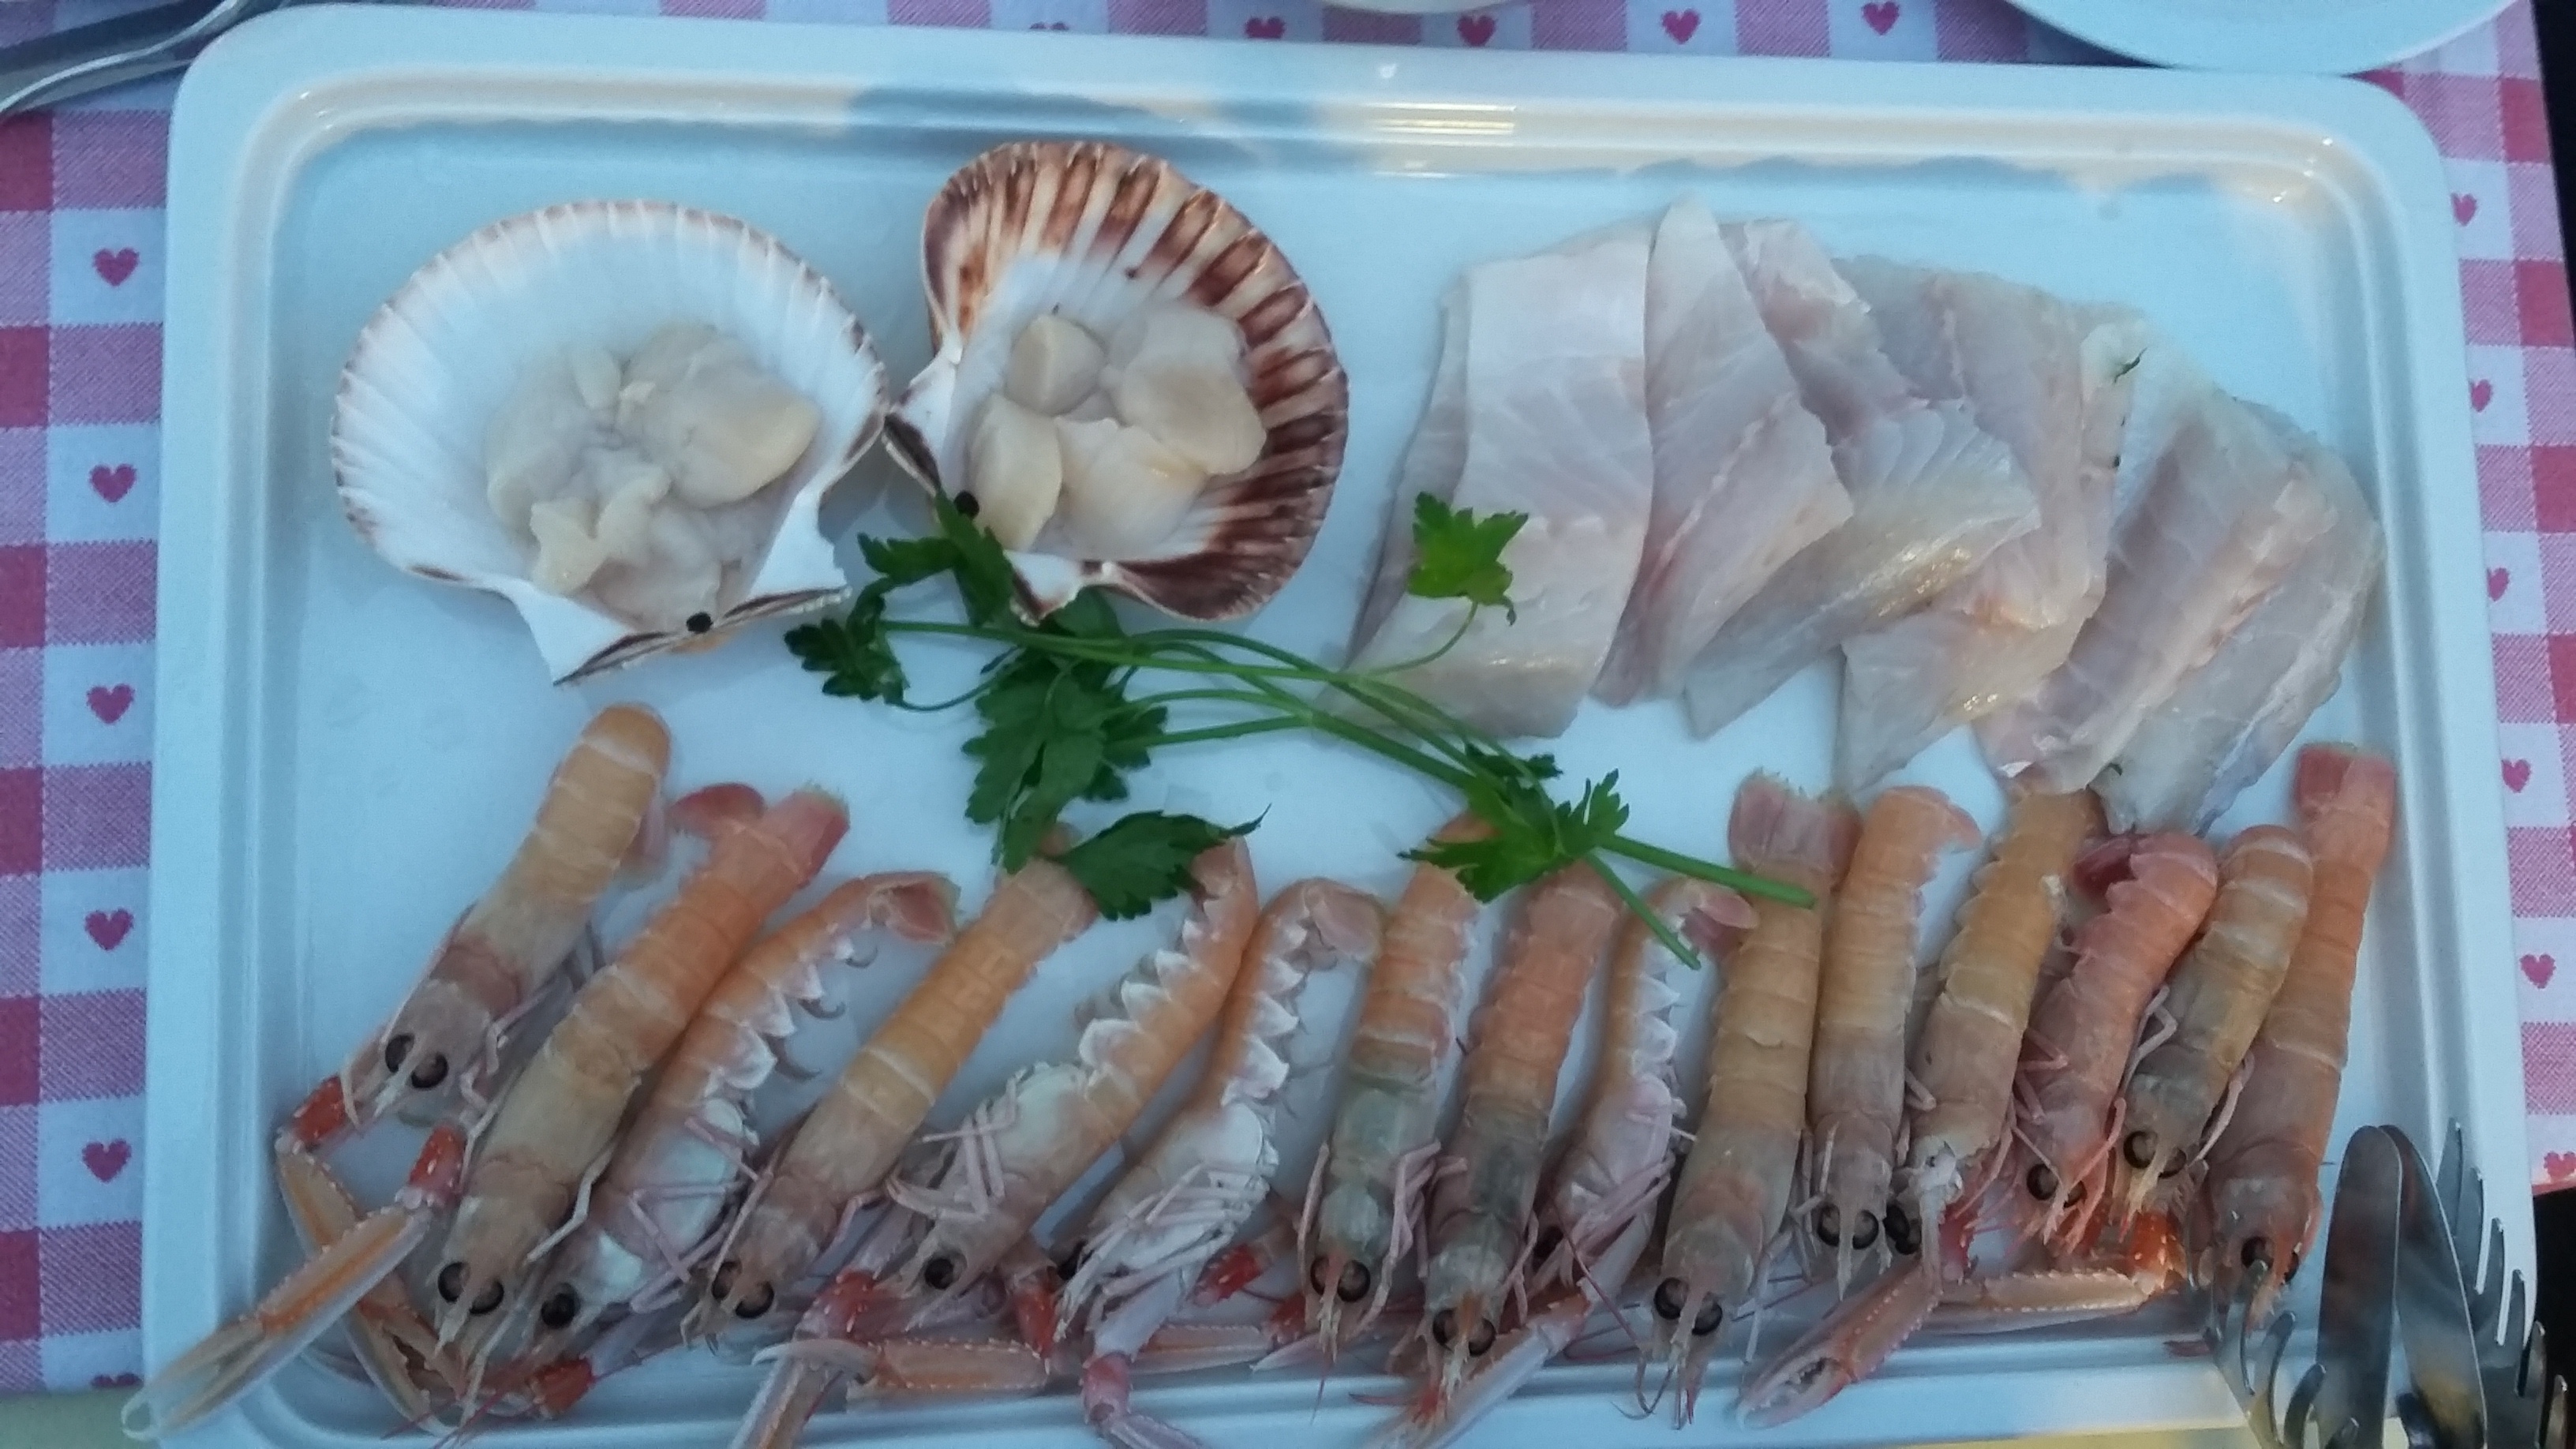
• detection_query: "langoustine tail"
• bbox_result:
[1728,770,1862,879]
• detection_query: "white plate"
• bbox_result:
[2000,0,2512,75]
[151,8,2521,1447]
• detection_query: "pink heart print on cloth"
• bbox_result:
[0,0,2569,1402]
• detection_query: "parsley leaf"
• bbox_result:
[859,533,962,590]
[1050,812,1259,920]
[1405,494,1527,621]
[929,492,1022,627]
[1409,770,1632,900]
[1047,590,1127,642]
[963,648,1163,869]
[785,591,909,702]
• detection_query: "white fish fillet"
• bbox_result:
[1350,228,1655,739]
[1677,221,2039,737]
[1353,288,1472,652]
[2098,405,2383,833]
[1975,354,2339,793]
[1593,200,1848,705]
[1830,260,2146,788]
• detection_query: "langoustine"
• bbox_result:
[1806,784,1977,1291]
[1648,776,1852,1420]
[2112,823,2312,1226]
[1732,788,2095,1428]
[699,851,1097,1332]
[2202,745,2397,1325]
[429,788,850,1346]
[506,871,957,1372]
[735,839,1259,1448]
[2008,831,2218,1252]
[1900,788,2099,1243]
[1301,816,1484,1354]
[1059,878,1386,1449]
[122,703,672,1440]
[1413,863,1623,1407]
[1371,878,1751,1449]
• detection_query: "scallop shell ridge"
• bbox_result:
[333,200,887,683]
[889,140,1348,622]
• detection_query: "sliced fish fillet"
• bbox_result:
[1677,221,2039,737]
[2099,405,2383,833]
[1350,227,1655,739]
[1594,200,1848,706]
[1975,353,2339,793]
[1831,260,2146,788]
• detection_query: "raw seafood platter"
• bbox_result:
[135,9,2522,1447]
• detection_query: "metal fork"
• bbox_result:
[2432,1122,2567,1449]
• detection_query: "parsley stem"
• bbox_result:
[837,589,1808,913]
[1602,835,1812,908]
[1147,718,1309,749]
[1349,607,1479,678]
[1583,855,1701,969]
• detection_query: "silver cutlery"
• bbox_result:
[0,0,298,119]
[2211,1123,2405,1449]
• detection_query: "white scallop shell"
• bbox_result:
[333,200,886,683]
[887,141,1348,622]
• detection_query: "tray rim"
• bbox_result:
[144,8,2518,1446]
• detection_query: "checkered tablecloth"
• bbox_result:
[0,0,2562,1396]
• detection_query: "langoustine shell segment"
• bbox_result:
[334,201,888,683]
[888,140,1348,622]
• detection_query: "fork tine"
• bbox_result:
[2256,1305,2296,1406]
[2525,1309,2548,1398]
[2439,1125,2471,1261]
[2545,1369,2568,1449]
[2284,1361,2327,1448]
[2479,1219,2510,1339]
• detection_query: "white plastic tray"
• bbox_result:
[148,8,2522,1446]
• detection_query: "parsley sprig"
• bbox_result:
[786,491,1810,943]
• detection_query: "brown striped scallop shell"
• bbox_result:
[886,140,1348,622]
